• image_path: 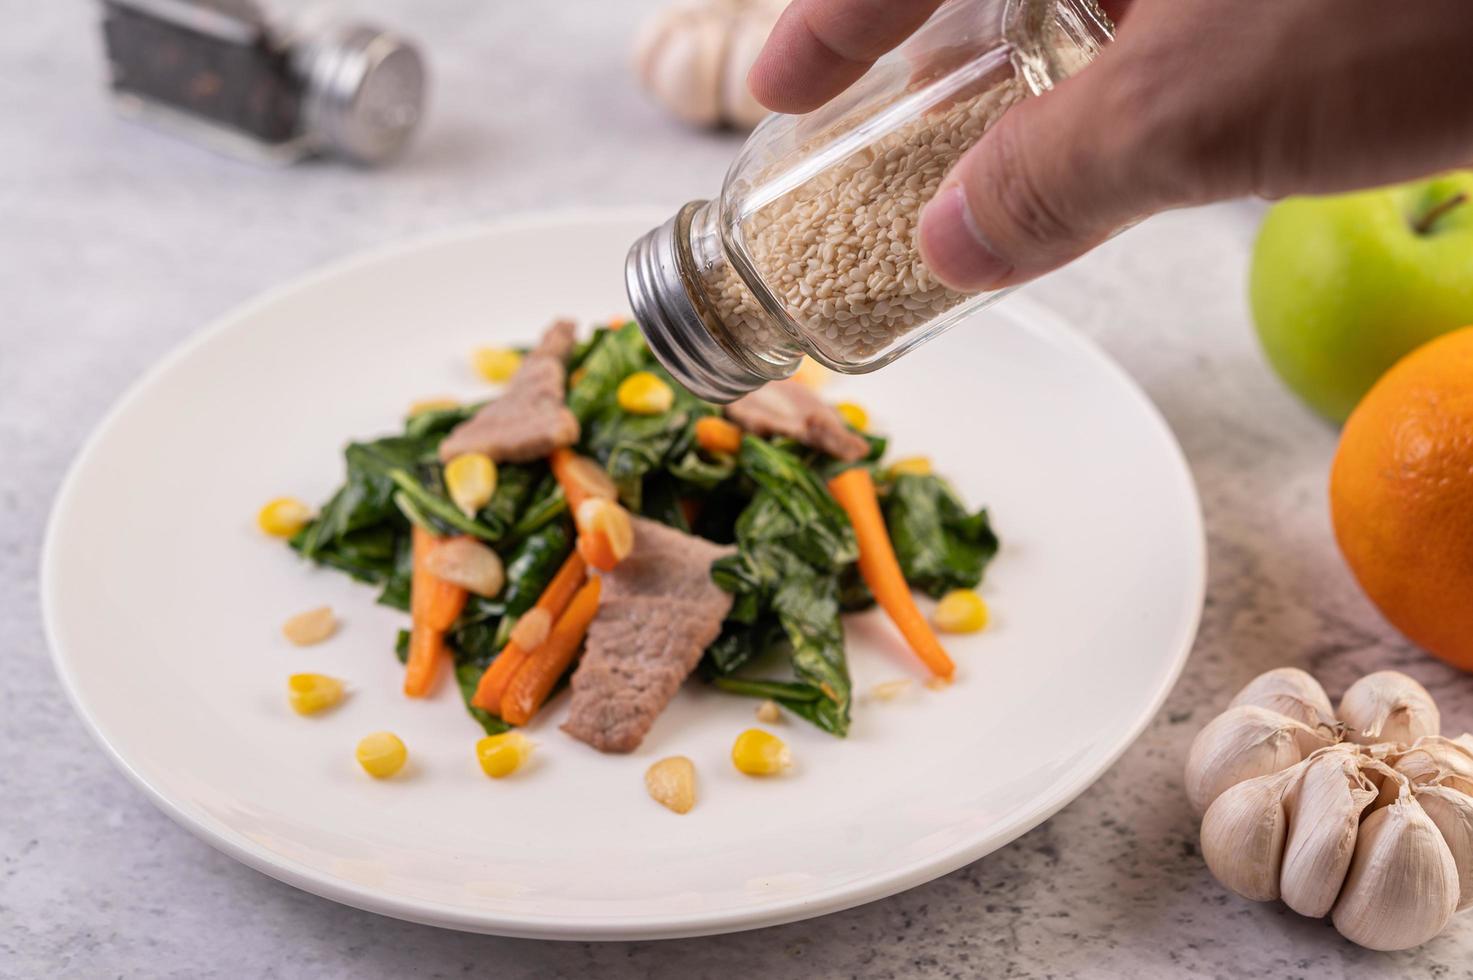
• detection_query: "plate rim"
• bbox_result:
[42,207,1206,940]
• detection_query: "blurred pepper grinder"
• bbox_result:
[101,0,427,165]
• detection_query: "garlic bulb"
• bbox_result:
[1201,765,1301,902]
[1331,783,1460,951]
[1184,704,1332,815]
[1337,670,1440,746]
[1229,667,1336,728]
[1415,783,1473,911]
[1279,747,1377,917]
[1189,665,1473,950]
[631,0,785,130]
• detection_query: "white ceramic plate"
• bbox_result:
[43,209,1204,940]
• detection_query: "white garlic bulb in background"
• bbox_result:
[1228,666,1337,727]
[1337,670,1441,745]
[631,0,786,130]
[1184,704,1333,816]
[1188,666,1473,950]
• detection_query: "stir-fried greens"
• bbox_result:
[288,321,999,737]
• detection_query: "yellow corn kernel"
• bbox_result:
[755,699,782,724]
[407,396,460,417]
[476,731,532,779]
[933,589,989,633]
[356,732,407,779]
[444,453,497,517]
[617,371,675,415]
[731,728,791,776]
[835,402,869,431]
[258,497,313,537]
[887,456,933,479]
[473,347,522,383]
[287,673,345,715]
[645,756,697,814]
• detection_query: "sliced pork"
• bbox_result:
[438,319,579,463]
[562,517,735,753]
[725,378,869,461]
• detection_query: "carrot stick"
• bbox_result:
[410,527,469,632]
[404,526,469,697]
[470,643,531,713]
[470,550,588,711]
[500,577,603,725]
[550,448,632,571]
[403,625,448,697]
[549,447,615,513]
[695,416,743,455]
[826,468,956,680]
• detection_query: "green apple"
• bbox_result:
[1250,171,1473,423]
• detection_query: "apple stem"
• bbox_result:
[1414,192,1468,235]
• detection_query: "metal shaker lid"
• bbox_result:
[298,22,426,165]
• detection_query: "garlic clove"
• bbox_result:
[423,537,505,598]
[1228,667,1338,729]
[1184,704,1333,815]
[1336,670,1440,746]
[1392,735,1473,797]
[1201,765,1302,902]
[1279,747,1376,918]
[1414,783,1473,912]
[1331,789,1460,951]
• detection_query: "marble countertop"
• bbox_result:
[6,2,1472,977]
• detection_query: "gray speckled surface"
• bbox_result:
[5,2,1473,977]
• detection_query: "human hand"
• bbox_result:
[748,0,1473,291]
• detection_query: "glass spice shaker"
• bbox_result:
[101,0,427,165]
[627,0,1113,401]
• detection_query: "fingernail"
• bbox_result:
[919,184,1011,291]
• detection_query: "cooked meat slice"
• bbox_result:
[562,517,735,753]
[596,518,735,604]
[530,317,576,361]
[438,320,579,463]
[559,596,727,753]
[725,379,869,461]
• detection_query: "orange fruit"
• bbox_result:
[1330,325,1473,670]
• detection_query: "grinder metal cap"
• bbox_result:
[299,22,426,164]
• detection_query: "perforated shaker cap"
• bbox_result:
[299,22,426,165]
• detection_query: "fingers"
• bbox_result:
[748,0,945,113]
[918,62,1171,291]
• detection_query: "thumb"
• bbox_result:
[917,66,1164,292]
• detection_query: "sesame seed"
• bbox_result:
[700,79,1022,364]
